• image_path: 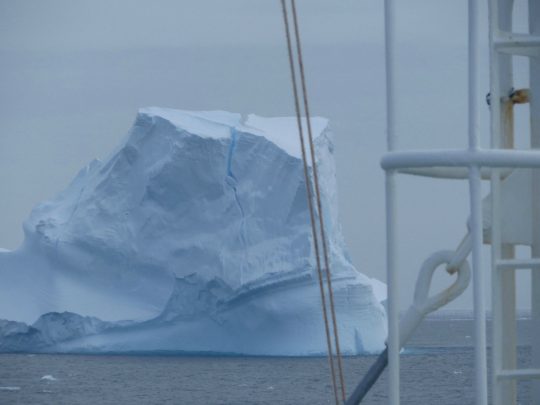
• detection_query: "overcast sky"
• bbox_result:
[0,0,533,310]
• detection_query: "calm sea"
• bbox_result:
[0,318,533,404]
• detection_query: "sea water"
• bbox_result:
[0,317,533,404]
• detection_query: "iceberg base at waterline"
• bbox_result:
[0,108,386,355]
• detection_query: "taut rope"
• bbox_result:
[280,1,346,403]
[288,3,347,401]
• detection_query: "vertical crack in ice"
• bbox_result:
[226,128,248,284]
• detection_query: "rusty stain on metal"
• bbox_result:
[503,98,514,148]
[510,88,530,104]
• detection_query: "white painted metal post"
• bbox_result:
[385,172,399,405]
[469,167,488,405]
[529,1,540,402]
[487,12,503,402]
[490,168,504,405]
[469,0,489,403]
[489,0,517,403]
[384,0,399,402]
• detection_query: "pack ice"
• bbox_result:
[0,108,386,355]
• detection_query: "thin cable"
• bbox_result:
[280,1,340,404]
[289,0,347,401]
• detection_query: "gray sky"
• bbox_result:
[0,0,532,310]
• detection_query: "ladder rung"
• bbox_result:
[496,258,540,270]
[497,369,540,380]
[494,34,540,56]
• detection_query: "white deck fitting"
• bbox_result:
[382,0,540,404]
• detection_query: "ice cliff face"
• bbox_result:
[0,108,386,355]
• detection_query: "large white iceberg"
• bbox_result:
[0,108,386,355]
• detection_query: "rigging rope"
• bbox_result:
[280,1,346,403]
[288,3,347,401]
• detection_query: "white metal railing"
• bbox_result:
[382,0,540,404]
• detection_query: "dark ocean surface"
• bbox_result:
[0,317,534,404]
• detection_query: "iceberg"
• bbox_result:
[0,107,386,355]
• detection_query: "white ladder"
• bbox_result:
[489,0,540,404]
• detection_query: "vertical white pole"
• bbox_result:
[384,0,399,403]
[469,167,488,405]
[489,1,517,403]
[488,0,503,403]
[529,1,540,402]
[385,172,399,405]
[469,0,489,403]
[469,168,489,403]
[490,170,504,405]
[468,0,480,149]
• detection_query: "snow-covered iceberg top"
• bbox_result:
[0,108,386,355]
[139,107,329,160]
